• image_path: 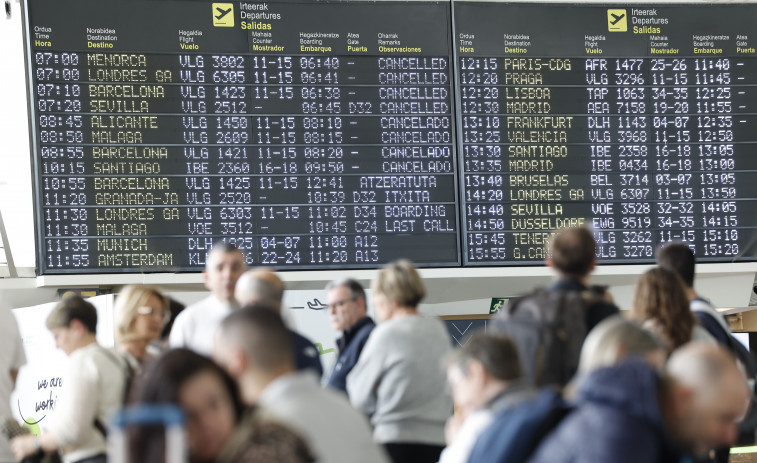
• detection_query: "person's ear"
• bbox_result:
[672,384,694,419]
[228,346,249,378]
[69,319,86,338]
[203,269,212,291]
[468,360,487,386]
[545,257,554,269]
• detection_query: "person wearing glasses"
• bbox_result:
[115,284,171,366]
[325,278,375,395]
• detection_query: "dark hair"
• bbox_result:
[220,306,294,371]
[632,267,696,350]
[211,241,241,255]
[206,241,246,272]
[325,278,366,303]
[46,295,97,333]
[129,349,243,463]
[448,332,522,381]
[548,227,596,278]
[656,242,696,288]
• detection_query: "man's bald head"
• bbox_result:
[668,343,744,397]
[234,268,285,312]
[666,342,751,457]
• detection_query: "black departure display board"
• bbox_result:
[26,0,460,272]
[24,0,757,273]
[455,3,757,265]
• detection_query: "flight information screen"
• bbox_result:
[24,0,757,273]
[455,3,757,265]
[26,0,460,272]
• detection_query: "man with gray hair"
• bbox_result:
[325,278,375,394]
[213,307,389,463]
[440,332,531,463]
[235,267,322,378]
[169,242,246,355]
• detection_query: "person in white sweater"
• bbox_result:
[347,259,452,463]
[11,296,126,463]
[169,242,247,355]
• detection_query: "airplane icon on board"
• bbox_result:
[607,9,627,31]
[609,12,625,25]
[215,6,231,20]
[212,3,234,27]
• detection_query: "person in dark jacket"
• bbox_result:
[546,227,619,332]
[235,268,323,378]
[529,343,750,463]
[325,278,375,394]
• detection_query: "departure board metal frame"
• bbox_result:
[22,0,462,274]
[454,2,757,266]
[21,0,757,275]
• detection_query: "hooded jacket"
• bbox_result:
[528,359,685,463]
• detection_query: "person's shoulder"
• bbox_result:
[354,317,376,335]
[0,308,20,335]
[183,295,218,313]
[69,344,108,374]
[172,296,215,324]
[292,330,315,347]
[315,386,372,420]
[416,315,450,338]
[219,409,315,463]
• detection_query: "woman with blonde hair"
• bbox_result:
[631,267,713,351]
[347,259,452,463]
[115,284,170,364]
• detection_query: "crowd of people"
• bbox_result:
[1,226,754,463]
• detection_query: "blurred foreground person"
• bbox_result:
[115,285,170,367]
[577,315,668,376]
[440,333,531,463]
[466,316,666,463]
[234,268,322,377]
[214,307,387,463]
[347,259,452,463]
[631,267,714,351]
[528,343,751,463]
[12,296,126,463]
[131,348,312,463]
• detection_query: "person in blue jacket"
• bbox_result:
[325,278,375,394]
[528,344,750,463]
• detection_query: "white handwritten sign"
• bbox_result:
[10,295,115,433]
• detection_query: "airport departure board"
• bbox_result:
[26,0,460,272]
[455,3,757,265]
[23,0,757,273]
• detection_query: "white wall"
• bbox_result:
[1,0,36,271]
